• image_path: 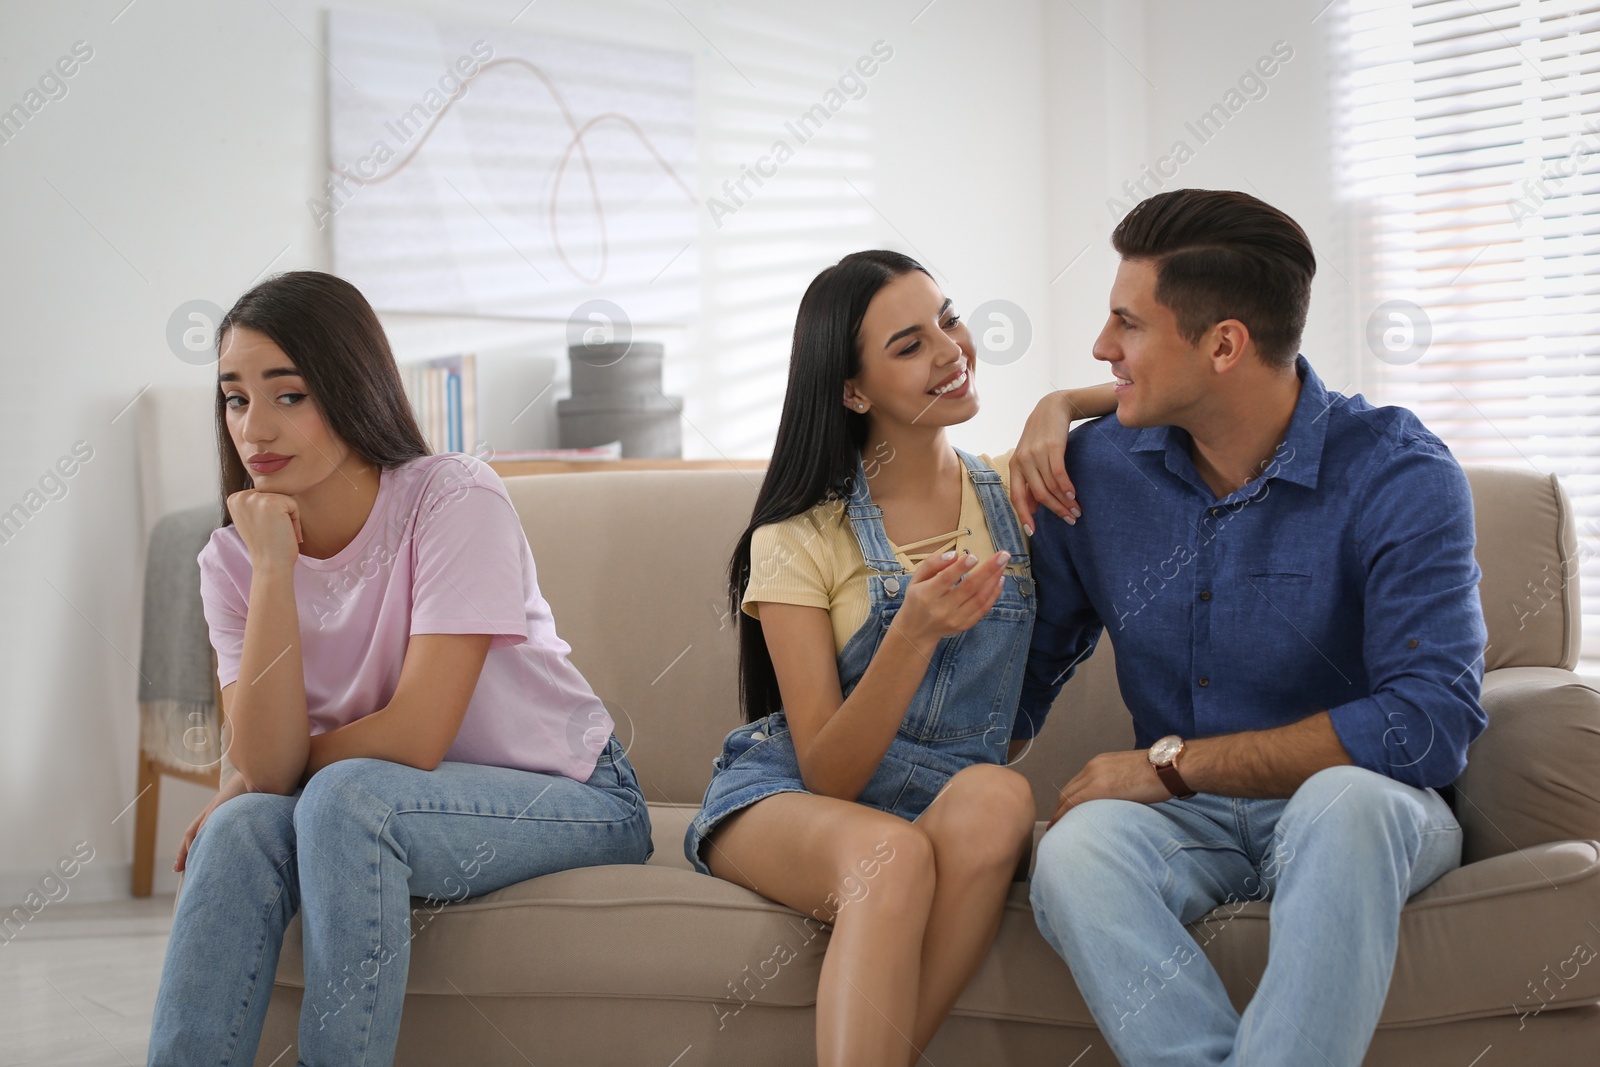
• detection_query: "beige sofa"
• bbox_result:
[254,464,1600,1065]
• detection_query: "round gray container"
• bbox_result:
[558,341,683,458]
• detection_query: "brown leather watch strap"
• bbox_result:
[1155,760,1196,800]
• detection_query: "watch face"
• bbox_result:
[1150,736,1183,764]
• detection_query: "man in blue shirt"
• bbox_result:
[1016,189,1487,1066]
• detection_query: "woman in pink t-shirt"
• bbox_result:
[147,271,651,1067]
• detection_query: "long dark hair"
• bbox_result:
[214,271,430,523]
[731,250,931,722]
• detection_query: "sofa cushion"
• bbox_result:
[646,802,700,871]
[270,832,1600,1031]
[965,841,1600,1029]
[1456,667,1600,864]
[1389,841,1600,1023]
[276,865,829,1011]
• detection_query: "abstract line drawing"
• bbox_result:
[326,8,698,324]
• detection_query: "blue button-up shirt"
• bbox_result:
[1015,356,1488,790]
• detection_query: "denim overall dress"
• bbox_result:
[685,449,1036,876]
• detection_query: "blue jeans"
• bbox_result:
[147,737,651,1066]
[1029,765,1461,1066]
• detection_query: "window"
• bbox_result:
[1337,0,1599,668]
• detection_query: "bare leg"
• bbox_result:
[908,763,1037,1055]
[706,793,936,1067]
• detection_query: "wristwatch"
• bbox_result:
[1148,734,1196,799]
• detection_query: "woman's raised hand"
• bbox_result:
[226,488,303,571]
[891,549,1010,645]
[1010,391,1084,531]
[1011,382,1122,531]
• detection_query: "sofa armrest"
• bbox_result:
[1453,666,1600,864]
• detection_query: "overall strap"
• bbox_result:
[956,449,1030,562]
[844,454,905,573]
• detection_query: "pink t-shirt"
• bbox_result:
[198,453,611,782]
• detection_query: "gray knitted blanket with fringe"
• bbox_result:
[138,505,223,774]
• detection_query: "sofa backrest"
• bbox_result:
[1466,465,1582,672]
[507,471,756,807]
[506,463,1580,814]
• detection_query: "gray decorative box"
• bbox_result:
[557,341,683,458]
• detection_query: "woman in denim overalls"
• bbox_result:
[685,251,1115,1066]
[689,449,1034,838]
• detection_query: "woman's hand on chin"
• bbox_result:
[227,488,303,570]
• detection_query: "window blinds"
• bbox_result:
[1337,0,1599,666]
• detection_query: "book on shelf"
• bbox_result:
[399,354,476,454]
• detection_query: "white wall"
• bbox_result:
[1040,0,1152,390]
[1041,0,1352,393]
[0,0,1068,902]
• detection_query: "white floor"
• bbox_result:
[0,895,175,1066]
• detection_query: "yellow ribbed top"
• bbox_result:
[742,450,1028,653]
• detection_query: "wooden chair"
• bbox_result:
[131,659,225,897]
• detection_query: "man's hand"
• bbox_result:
[1048,750,1170,827]
[1045,714,1357,828]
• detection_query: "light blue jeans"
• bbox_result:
[147,736,651,1066]
[1029,765,1461,1066]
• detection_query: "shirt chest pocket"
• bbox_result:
[1247,570,1313,585]
[1244,570,1317,613]
[1239,569,1323,649]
